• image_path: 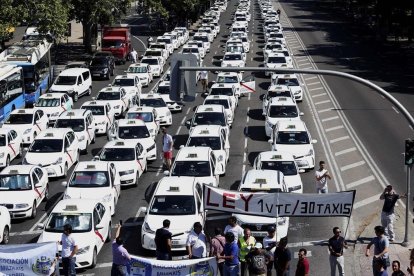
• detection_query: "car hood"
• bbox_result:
[284,174,303,193]
[234,214,276,224]
[25,152,63,166]
[50,84,76,92]
[145,214,200,234]
[65,187,113,201]
[274,144,313,157]
[3,124,32,134]
[34,107,62,116]
[38,231,93,248]
[0,190,35,205]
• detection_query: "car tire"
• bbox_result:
[17,145,23,158]
[31,201,37,218]
[2,226,9,244]
[90,248,97,268]
[63,163,68,177]
[73,93,79,102]
[5,156,10,167]
[91,134,96,144]
[43,185,49,202]
[134,173,139,187]
[87,87,92,96]
[106,223,112,242]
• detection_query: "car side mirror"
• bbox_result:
[37,223,45,229]
[61,181,67,187]
[35,183,43,188]
[299,112,304,116]
[35,120,41,124]
[95,224,104,230]
[163,170,170,176]
[311,139,317,144]
[141,207,147,213]
[299,169,306,173]
[185,119,191,128]
[268,139,273,144]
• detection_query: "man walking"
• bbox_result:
[328,227,348,276]
[315,160,332,193]
[274,236,291,276]
[130,48,138,63]
[61,224,78,276]
[238,228,256,276]
[155,219,172,260]
[366,226,390,273]
[224,216,244,241]
[218,232,240,276]
[210,227,226,276]
[199,70,208,93]
[162,127,173,171]
[186,222,207,259]
[295,248,310,276]
[380,185,406,241]
[263,226,277,276]
[111,223,131,276]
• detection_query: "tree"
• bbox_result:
[0,0,25,49]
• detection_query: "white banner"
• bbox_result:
[204,185,356,217]
[0,242,58,276]
[129,255,217,276]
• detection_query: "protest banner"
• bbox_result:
[204,185,356,217]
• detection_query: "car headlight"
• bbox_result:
[23,128,32,134]
[15,203,29,209]
[120,169,134,176]
[147,144,155,152]
[78,135,85,141]
[218,155,224,162]
[114,105,120,109]
[77,246,90,255]
[294,90,302,95]
[53,157,63,165]
[51,112,60,117]
[278,218,287,225]
[102,194,112,202]
[307,149,314,156]
[0,153,4,158]
[102,68,108,73]
[63,193,71,199]
[143,222,155,234]
[289,185,302,192]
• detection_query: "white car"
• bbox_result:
[266,32,286,44]
[271,74,304,102]
[156,80,183,112]
[187,40,206,58]
[0,128,23,168]
[144,48,167,65]
[186,104,229,132]
[265,52,293,76]
[193,33,211,52]
[107,119,157,161]
[112,75,142,104]
[265,97,303,137]
[204,95,235,126]
[81,100,116,134]
[126,63,153,87]
[269,120,317,170]
[182,45,204,61]
[221,52,245,68]
[174,27,190,42]
[140,56,163,77]
[262,85,295,116]
[234,169,289,238]
[23,128,80,178]
[163,33,180,49]
[126,106,160,139]
[0,206,11,244]
[0,165,49,219]
[186,125,230,175]
[198,27,214,42]
[54,110,96,154]
[49,68,92,102]
[263,43,288,59]
[209,83,239,108]
[141,177,205,251]
[3,108,49,146]
[63,161,121,215]
[156,36,174,54]
[254,151,304,193]
[149,42,170,58]
[34,93,73,126]
[139,94,172,126]
[96,86,129,117]
[37,199,112,269]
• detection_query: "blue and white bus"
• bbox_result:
[0,64,25,122]
[0,39,52,106]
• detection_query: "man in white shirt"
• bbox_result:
[61,224,78,276]
[186,222,207,259]
[199,70,208,92]
[162,127,173,170]
[315,160,332,193]
[224,216,244,241]
[130,48,138,63]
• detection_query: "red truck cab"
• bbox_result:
[102,26,132,64]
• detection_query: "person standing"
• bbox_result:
[274,236,291,276]
[315,160,332,193]
[224,216,244,241]
[406,249,414,275]
[155,219,172,260]
[391,260,405,276]
[380,185,406,241]
[162,127,173,171]
[186,222,207,259]
[218,232,240,276]
[263,226,277,276]
[130,48,138,63]
[246,242,273,276]
[328,226,348,276]
[199,70,208,93]
[374,258,389,276]
[366,226,390,273]
[295,248,310,276]
[61,224,78,276]
[238,228,256,276]
[111,223,131,276]
[210,227,226,276]
[147,36,153,47]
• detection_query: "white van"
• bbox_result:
[50,68,92,102]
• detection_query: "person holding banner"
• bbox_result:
[263,226,277,276]
[238,228,257,276]
[328,227,348,276]
[210,227,226,276]
[111,223,131,276]
[315,160,332,193]
[186,222,207,259]
[218,232,240,276]
[60,224,78,276]
[155,219,172,260]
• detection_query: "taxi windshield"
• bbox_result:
[69,171,109,187]
[5,114,33,124]
[276,131,310,144]
[217,76,238,83]
[150,195,196,215]
[267,56,286,63]
[0,175,31,190]
[187,137,221,150]
[55,76,77,85]
[36,98,60,107]
[276,78,299,86]
[55,119,85,132]
[224,54,242,60]
[127,112,153,122]
[100,148,135,161]
[210,88,234,96]
[268,106,298,118]
[171,161,211,177]
[268,90,291,98]
[29,139,63,152]
[112,78,135,87]
[141,59,158,65]
[97,92,120,101]
[204,99,229,109]
[82,106,105,116]
[266,44,282,50]
[183,48,198,53]
[127,66,147,73]
[261,161,298,176]
[194,113,226,126]
[140,98,166,107]
[45,213,92,233]
[156,86,169,95]
[118,126,150,139]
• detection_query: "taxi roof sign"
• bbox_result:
[187,153,198,158]
[9,169,19,174]
[168,186,180,192]
[115,141,125,146]
[271,155,282,160]
[254,178,267,184]
[277,97,287,101]
[67,112,75,116]
[204,108,213,111]
[127,120,136,124]
[200,130,209,134]
[45,94,53,97]
[45,133,54,137]
[287,125,296,129]
[64,205,78,211]
[86,165,96,169]
[17,110,26,114]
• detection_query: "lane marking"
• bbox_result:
[325,125,344,132]
[308,87,324,92]
[353,194,382,209]
[301,66,313,70]
[318,108,333,114]
[335,147,357,156]
[307,81,320,86]
[185,107,191,115]
[330,136,350,143]
[155,166,163,176]
[10,230,42,237]
[340,160,365,171]
[392,106,400,114]
[312,92,327,98]
[132,35,147,51]
[322,116,339,122]
[346,175,376,189]
[305,76,317,81]
[314,100,331,105]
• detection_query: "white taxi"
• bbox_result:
[269,120,317,170]
[3,109,49,146]
[265,97,303,137]
[0,206,11,244]
[141,177,205,251]
[0,165,49,219]
[37,199,112,269]
[204,95,235,126]
[221,52,245,68]
[0,128,23,168]
[271,74,304,102]
[215,72,256,97]
[54,110,96,154]
[265,52,293,77]
[235,169,289,239]
[165,146,221,187]
[139,94,172,126]
[186,105,229,132]
[156,80,183,112]
[63,161,120,216]
[262,85,295,116]
[126,106,160,139]
[253,151,304,193]
[96,86,129,117]
[96,140,147,187]
[263,43,288,59]
[34,93,73,126]
[111,75,142,104]
[126,63,153,87]
[23,129,80,178]
[186,126,230,175]
[107,119,157,161]
[187,40,206,58]
[140,56,163,78]
[209,83,239,108]
[81,100,115,134]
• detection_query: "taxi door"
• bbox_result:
[7,130,20,159]
[32,167,48,204]
[109,163,120,204]
[93,203,107,252]
[136,143,147,177]
[240,75,256,95]
[64,132,78,168]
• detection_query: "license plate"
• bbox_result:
[172,240,180,245]
[93,74,100,76]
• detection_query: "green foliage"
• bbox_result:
[0,0,25,41]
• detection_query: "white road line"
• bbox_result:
[155,166,163,176]
[340,160,365,171]
[330,136,350,143]
[175,125,182,135]
[296,60,310,65]
[346,175,376,189]
[307,81,320,86]
[288,240,325,248]
[180,116,187,125]
[133,206,145,222]
[95,263,112,268]
[325,125,344,132]
[308,87,324,92]
[392,106,400,114]
[185,107,191,115]
[353,194,382,209]
[314,100,331,105]
[10,230,42,237]
[132,36,147,50]
[322,116,339,122]
[305,76,317,81]
[301,67,314,70]
[335,147,357,156]
[318,108,332,114]
[312,92,327,98]
[410,125,414,131]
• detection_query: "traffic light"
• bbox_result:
[405,139,414,165]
